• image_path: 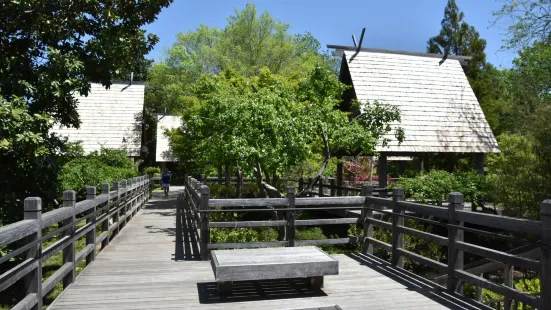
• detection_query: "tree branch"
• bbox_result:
[262,181,284,198]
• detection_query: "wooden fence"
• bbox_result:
[0,176,152,310]
[181,175,551,310]
[203,175,390,197]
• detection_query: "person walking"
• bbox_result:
[161,169,172,198]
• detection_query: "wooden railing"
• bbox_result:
[181,175,551,309]
[0,176,152,310]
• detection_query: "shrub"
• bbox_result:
[143,166,161,176]
[392,170,488,208]
[486,134,542,219]
[59,148,138,195]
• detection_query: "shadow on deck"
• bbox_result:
[348,253,491,310]
[175,193,201,261]
[197,278,327,304]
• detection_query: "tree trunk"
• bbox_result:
[255,159,268,198]
[235,160,243,198]
[298,126,330,197]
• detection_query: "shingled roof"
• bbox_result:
[51,82,145,156]
[339,49,499,154]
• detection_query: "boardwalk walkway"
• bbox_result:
[48,188,486,310]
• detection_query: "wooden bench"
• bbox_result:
[210,246,339,294]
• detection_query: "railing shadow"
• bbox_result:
[175,197,201,261]
[347,253,492,310]
[196,278,327,304]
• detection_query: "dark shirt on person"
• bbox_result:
[162,173,171,184]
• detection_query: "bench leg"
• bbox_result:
[218,281,232,295]
[308,276,324,289]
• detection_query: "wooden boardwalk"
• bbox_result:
[48,188,486,310]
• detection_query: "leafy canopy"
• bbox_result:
[146,4,338,116]
[168,66,403,184]
[493,0,551,49]
[0,0,171,224]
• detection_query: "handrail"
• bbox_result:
[0,175,152,310]
[180,175,551,309]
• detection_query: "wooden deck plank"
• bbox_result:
[48,187,485,310]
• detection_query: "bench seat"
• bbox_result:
[210,246,338,293]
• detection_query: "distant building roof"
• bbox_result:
[155,115,181,162]
[51,82,145,156]
[339,49,499,154]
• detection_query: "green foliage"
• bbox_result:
[89,148,135,170]
[146,4,339,116]
[0,0,170,225]
[493,0,551,49]
[143,166,161,176]
[486,134,542,219]
[464,277,540,309]
[168,65,402,187]
[210,227,278,244]
[59,148,138,195]
[392,170,488,207]
[348,220,444,272]
[0,97,81,224]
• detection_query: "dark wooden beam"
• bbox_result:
[356,28,366,53]
[378,154,388,197]
[336,159,343,196]
[327,44,472,65]
[475,153,484,175]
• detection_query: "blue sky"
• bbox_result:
[144,0,517,68]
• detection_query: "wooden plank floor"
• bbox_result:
[48,187,487,310]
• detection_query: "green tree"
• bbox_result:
[59,148,138,197]
[143,4,341,169]
[0,0,171,224]
[168,66,403,197]
[427,0,505,134]
[486,134,543,219]
[493,0,551,49]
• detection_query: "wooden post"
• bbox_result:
[62,190,76,288]
[503,264,514,310]
[217,166,223,184]
[391,187,404,268]
[378,154,388,198]
[343,181,349,196]
[287,186,296,247]
[447,192,464,293]
[298,177,304,192]
[101,183,110,249]
[85,186,96,264]
[329,178,336,197]
[126,178,133,222]
[112,182,120,237]
[318,177,324,197]
[475,275,483,302]
[337,160,343,196]
[200,185,210,261]
[120,180,127,229]
[175,193,184,261]
[24,197,42,310]
[308,177,313,197]
[224,162,230,184]
[361,185,374,254]
[540,200,551,310]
